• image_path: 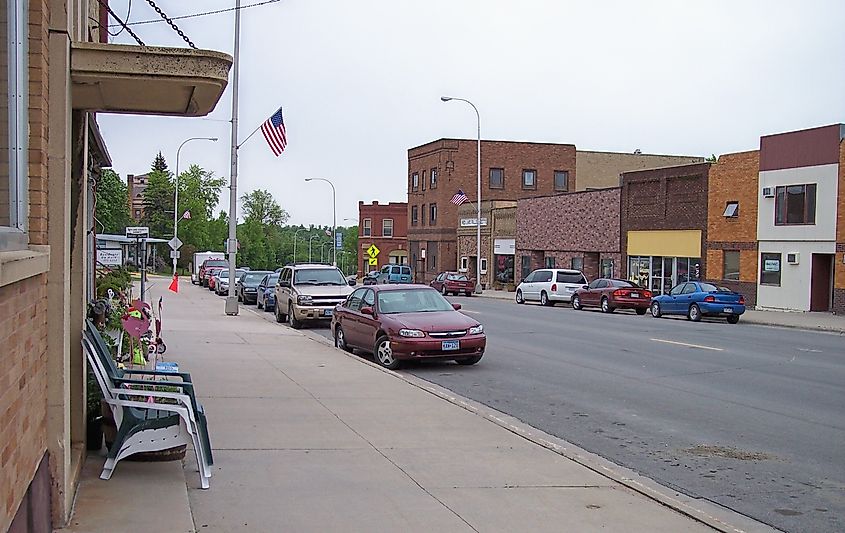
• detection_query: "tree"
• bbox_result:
[705,154,718,163]
[141,169,174,239]
[173,165,227,266]
[95,169,131,234]
[240,189,289,227]
[152,151,168,173]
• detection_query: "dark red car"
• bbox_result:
[199,259,228,287]
[571,278,652,314]
[430,271,475,296]
[331,285,486,369]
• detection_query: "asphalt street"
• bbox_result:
[239,292,844,533]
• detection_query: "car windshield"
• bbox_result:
[698,282,721,292]
[293,268,347,286]
[205,260,227,268]
[610,280,637,288]
[447,274,468,281]
[377,289,455,314]
[242,272,269,284]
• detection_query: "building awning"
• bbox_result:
[627,230,702,257]
[71,42,232,117]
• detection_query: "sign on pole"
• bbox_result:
[96,249,123,266]
[367,244,380,258]
[126,226,150,238]
[368,257,378,266]
[168,236,183,250]
[170,250,181,259]
[335,231,343,249]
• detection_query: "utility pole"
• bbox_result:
[224,0,242,316]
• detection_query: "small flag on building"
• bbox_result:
[450,189,469,206]
[181,210,191,220]
[261,107,288,157]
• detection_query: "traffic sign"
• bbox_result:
[126,226,149,238]
[168,236,183,250]
[368,257,378,266]
[169,250,181,259]
[367,244,380,258]
[335,231,343,249]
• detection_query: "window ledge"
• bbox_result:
[0,245,50,288]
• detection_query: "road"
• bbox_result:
[240,292,845,533]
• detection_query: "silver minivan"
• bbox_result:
[516,269,588,306]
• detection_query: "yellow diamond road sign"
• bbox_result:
[368,257,378,266]
[367,244,380,258]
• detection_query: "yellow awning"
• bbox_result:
[627,230,701,257]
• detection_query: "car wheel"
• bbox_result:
[374,336,400,370]
[335,326,353,353]
[287,303,302,329]
[515,289,525,304]
[572,295,582,310]
[275,301,286,323]
[601,297,615,314]
[651,301,662,318]
[441,285,448,296]
[688,303,702,322]
[726,315,740,324]
[635,308,647,316]
[455,354,483,365]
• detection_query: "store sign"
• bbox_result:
[460,217,488,227]
[493,238,515,255]
[125,226,149,238]
[764,259,780,272]
[97,249,123,266]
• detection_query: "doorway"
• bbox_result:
[810,254,833,311]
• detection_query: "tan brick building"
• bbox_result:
[705,150,760,306]
[0,1,231,530]
[576,150,704,190]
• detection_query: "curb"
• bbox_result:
[295,327,777,533]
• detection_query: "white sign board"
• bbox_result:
[494,238,516,255]
[763,259,780,272]
[168,236,183,250]
[125,226,150,238]
[460,217,488,227]
[97,248,123,266]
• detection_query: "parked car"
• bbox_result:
[571,279,652,314]
[515,269,588,306]
[193,254,225,285]
[256,272,280,311]
[206,267,224,291]
[375,264,412,284]
[274,263,356,328]
[430,272,475,296]
[214,269,246,296]
[237,270,271,304]
[650,281,746,323]
[362,271,380,285]
[331,285,486,369]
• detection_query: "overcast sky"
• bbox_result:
[98,0,845,226]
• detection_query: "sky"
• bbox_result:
[98,0,845,226]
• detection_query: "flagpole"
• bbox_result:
[224,0,242,316]
[237,120,265,150]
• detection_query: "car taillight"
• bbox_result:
[739,296,745,305]
[703,295,715,302]
[551,284,557,292]
[643,290,652,298]
[613,289,625,297]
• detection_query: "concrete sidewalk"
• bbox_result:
[63,283,778,532]
[477,288,845,333]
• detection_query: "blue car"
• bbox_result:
[375,264,412,284]
[256,272,280,312]
[650,281,746,324]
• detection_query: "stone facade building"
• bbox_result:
[357,201,408,276]
[575,151,704,190]
[455,201,516,288]
[126,172,151,221]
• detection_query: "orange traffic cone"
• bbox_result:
[168,274,179,293]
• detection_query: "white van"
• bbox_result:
[515,269,588,306]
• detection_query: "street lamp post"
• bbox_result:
[441,96,482,294]
[292,227,307,264]
[305,178,337,267]
[320,241,332,264]
[173,136,218,276]
[308,234,320,263]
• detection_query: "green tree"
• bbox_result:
[95,169,131,234]
[153,151,169,172]
[140,169,174,239]
[174,165,227,267]
[240,189,289,227]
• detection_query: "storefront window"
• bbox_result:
[520,255,531,280]
[600,258,613,278]
[495,255,514,284]
[629,255,702,295]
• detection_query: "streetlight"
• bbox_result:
[320,241,332,264]
[441,96,482,294]
[292,227,307,264]
[305,178,337,266]
[173,136,218,276]
[308,234,321,263]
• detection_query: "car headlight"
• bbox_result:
[297,294,312,305]
[468,325,483,335]
[399,329,425,338]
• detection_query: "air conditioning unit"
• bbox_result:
[787,252,800,265]
[761,187,774,198]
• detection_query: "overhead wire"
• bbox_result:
[108,0,282,28]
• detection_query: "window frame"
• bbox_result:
[722,250,740,281]
[570,257,583,271]
[362,218,372,237]
[1,0,29,250]
[411,206,418,226]
[429,203,437,225]
[382,218,393,237]
[459,256,468,272]
[411,172,419,192]
[553,170,569,192]
[522,169,537,190]
[421,170,426,191]
[489,168,504,189]
[430,168,437,188]
[544,256,555,268]
[774,184,816,226]
[760,252,782,286]
[723,201,739,218]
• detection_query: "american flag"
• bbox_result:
[450,189,469,205]
[261,107,287,157]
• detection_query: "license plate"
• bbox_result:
[630,292,639,298]
[442,340,460,351]
[723,307,733,313]
[323,309,333,317]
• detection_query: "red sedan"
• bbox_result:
[331,285,486,369]
[571,278,652,314]
[430,271,475,296]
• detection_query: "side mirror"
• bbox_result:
[520,278,526,284]
[348,279,356,286]
[452,303,462,311]
[582,285,589,290]
[360,306,374,316]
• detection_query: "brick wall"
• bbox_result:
[836,141,845,296]
[27,0,50,246]
[575,151,704,191]
[0,275,49,533]
[358,201,408,275]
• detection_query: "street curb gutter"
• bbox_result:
[299,328,779,533]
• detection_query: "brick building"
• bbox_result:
[407,139,577,283]
[516,188,622,282]
[127,172,151,221]
[575,150,704,190]
[705,150,760,307]
[0,1,231,530]
[756,124,844,313]
[357,201,408,275]
[620,163,711,295]
[455,200,516,288]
